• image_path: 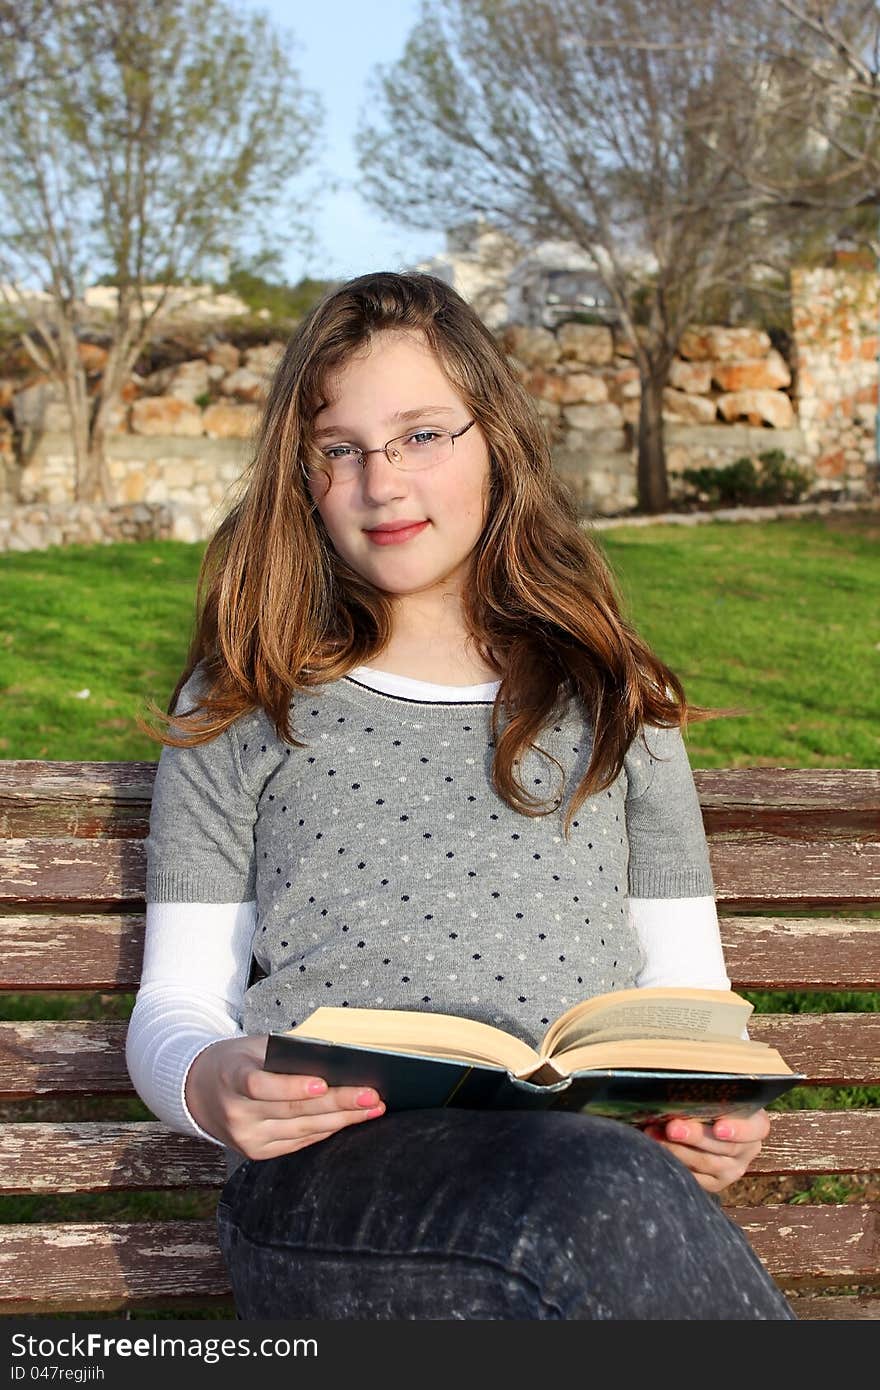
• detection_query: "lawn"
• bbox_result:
[0,510,877,765]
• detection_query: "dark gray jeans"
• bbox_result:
[216,1107,795,1320]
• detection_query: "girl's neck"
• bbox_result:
[367,635,502,688]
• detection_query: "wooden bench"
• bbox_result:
[0,759,878,1318]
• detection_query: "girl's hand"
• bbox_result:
[641,1108,770,1195]
[184,1034,385,1160]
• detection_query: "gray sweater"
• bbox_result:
[146,669,714,1053]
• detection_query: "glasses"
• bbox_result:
[303,419,476,488]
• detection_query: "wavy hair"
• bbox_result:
[142,270,738,836]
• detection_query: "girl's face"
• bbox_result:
[308,330,491,606]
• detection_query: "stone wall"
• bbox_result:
[1,271,878,550]
[500,320,808,514]
[791,266,878,489]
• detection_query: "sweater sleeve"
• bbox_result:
[624,722,715,899]
[125,901,254,1144]
[146,668,258,904]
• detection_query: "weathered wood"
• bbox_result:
[0,762,156,839]
[0,1122,229,1193]
[0,1111,877,1195]
[720,915,880,990]
[732,1204,880,1287]
[2,1014,878,1099]
[746,1013,880,1082]
[3,835,877,910]
[744,1110,880,1174]
[0,914,146,990]
[0,1014,877,1100]
[0,1221,232,1314]
[708,838,880,907]
[0,839,146,908]
[3,912,878,993]
[694,767,880,830]
[788,1295,880,1320]
[0,1022,132,1098]
[3,763,878,834]
[0,1207,875,1313]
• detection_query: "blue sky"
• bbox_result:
[245,0,444,283]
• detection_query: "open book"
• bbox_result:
[263,986,802,1123]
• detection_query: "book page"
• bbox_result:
[541,987,753,1060]
[534,1035,792,1079]
[286,1006,539,1073]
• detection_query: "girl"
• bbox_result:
[126,271,793,1320]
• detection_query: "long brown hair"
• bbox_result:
[142,270,738,836]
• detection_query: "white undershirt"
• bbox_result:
[125,667,732,1146]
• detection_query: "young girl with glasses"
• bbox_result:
[126,271,793,1320]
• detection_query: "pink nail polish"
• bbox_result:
[307,1079,327,1095]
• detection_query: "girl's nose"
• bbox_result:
[360,449,408,505]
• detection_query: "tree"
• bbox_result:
[0,0,322,502]
[356,0,813,512]
[757,1,880,245]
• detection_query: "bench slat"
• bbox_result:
[0,1122,228,1192]
[720,915,880,990]
[0,763,155,839]
[0,1207,875,1313]
[0,1221,231,1314]
[708,839,880,907]
[1,1015,878,1099]
[731,1204,880,1287]
[3,834,879,910]
[0,1112,877,1194]
[3,763,878,832]
[786,1295,880,1319]
[0,914,146,990]
[3,912,879,992]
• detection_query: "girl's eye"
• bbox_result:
[323,445,358,461]
[407,430,442,446]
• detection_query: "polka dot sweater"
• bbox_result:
[145,666,716,1050]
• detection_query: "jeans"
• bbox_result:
[216,1107,795,1320]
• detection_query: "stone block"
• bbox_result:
[499,325,560,367]
[563,402,623,432]
[662,389,718,425]
[668,359,712,394]
[716,390,795,428]
[680,325,772,361]
[130,397,203,436]
[202,402,260,439]
[711,350,791,392]
[556,323,614,366]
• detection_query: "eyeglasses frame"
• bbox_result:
[303,418,477,485]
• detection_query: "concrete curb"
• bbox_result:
[583,496,880,530]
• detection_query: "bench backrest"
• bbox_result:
[0,761,878,1317]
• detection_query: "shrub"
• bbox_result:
[681,450,811,507]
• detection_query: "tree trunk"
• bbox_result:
[636,369,670,514]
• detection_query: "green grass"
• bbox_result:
[595,511,880,768]
[1,509,878,1313]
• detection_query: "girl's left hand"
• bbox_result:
[641,1108,770,1194]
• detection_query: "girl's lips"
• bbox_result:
[364,520,430,546]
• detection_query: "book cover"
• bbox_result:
[262,1032,802,1123]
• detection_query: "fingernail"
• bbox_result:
[307,1079,327,1095]
[366,1104,385,1118]
[715,1124,734,1140]
[668,1123,688,1142]
[356,1089,378,1107]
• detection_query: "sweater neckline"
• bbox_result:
[340,666,499,708]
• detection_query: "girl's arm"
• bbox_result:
[125,901,255,1144]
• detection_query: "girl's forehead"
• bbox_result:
[317,333,459,414]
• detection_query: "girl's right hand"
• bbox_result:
[184,1034,386,1160]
